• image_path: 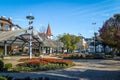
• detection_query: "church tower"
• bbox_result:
[46,24,53,39]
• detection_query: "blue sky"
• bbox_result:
[0,0,120,38]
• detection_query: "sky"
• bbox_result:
[0,0,120,38]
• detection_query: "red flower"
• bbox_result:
[18,58,73,67]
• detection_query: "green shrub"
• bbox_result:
[93,54,105,59]
[0,49,3,55]
[5,76,13,80]
[0,55,4,59]
[0,76,7,80]
[86,54,94,59]
[63,53,86,59]
[4,63,12,69]
[13,67,33,72]
[0,76,57,80]
[16,62,73,72]
[0,60,4,70]
[105,55,113,58]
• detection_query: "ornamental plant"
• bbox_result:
[57,53,86,59]
[0,76,7,80]
[0,60,4,70]
[4,63,12,69]
[16,58,74,71]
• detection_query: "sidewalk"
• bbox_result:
[113,56,120,60]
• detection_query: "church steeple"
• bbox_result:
[46,24,52,37]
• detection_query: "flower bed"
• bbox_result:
[57,53,108,59]
[57,53,86,59]
[16,58,74,71]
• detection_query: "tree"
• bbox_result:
[99,14,120,54]
[70,35,81,52]
[39,25,46,34]
[57,33,81,53]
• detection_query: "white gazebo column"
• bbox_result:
[29,34,32,58]
[4,41,7,56]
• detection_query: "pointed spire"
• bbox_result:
[46,24,52,37]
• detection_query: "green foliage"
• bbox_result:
[86,54,94,59]
[105,55,113,58]
[58,33,81,53]
[13,67,32,72]
[99,14,120,49]
[35,52,43,57]
[58,53,86,59]
[93,54,105,59]
[0,60,4,70]
[57,53,107,59]
[0,76,57,80]
[0,48,3,55]
[4,63,12,69]
[0,76,7,80]
[0,55,4,59]
[16,63,73,72]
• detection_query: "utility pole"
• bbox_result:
[92,22,96,53]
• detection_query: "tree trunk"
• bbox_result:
[103,45,106,53]
[95,45,96,53]
[112,48,117,57]
[62,47,64,53]
[67,48,69,53]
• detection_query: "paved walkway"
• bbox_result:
[0,59,120,80]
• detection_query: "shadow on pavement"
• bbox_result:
[0,69,120,80]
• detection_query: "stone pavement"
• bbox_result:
[0,59,120,80]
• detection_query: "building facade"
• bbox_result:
[85,38,112,53]
[0,16,21,31]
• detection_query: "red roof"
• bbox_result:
[46,24,52,37]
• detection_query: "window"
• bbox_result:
[4,24,10,30]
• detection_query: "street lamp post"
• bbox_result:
[92,22,96,53]
[26,14,35,59]
[78,33,83,53]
